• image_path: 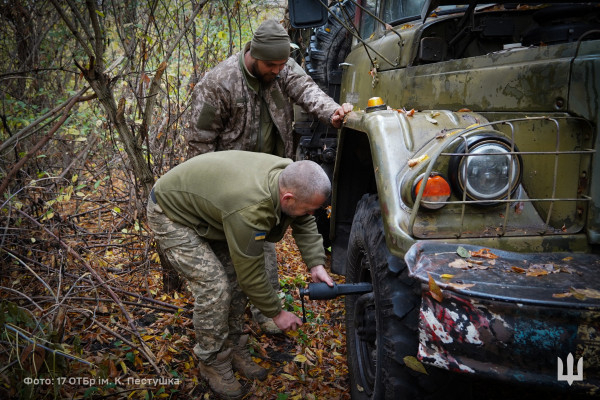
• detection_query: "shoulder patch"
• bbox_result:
[246,230,266,256]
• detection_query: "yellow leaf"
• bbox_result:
[526,269,549,277]
[570,287,600,300]
[281,373,297,380]
[428,273,443,302]
[293,354,308,363]
[403,356,428,374]
[440,274,454,279]
[119,360,127,374]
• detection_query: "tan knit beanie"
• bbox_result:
[250,20,291,61]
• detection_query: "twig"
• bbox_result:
[0,87,92,154]
[5,252,56,300]
[1,251,182,312]
[91,318,156,366]
[3,324,93,366]
[57,132,100,180]
[28,296,181,314]
[0,286,44,311]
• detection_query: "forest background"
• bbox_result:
[0,0,349,399]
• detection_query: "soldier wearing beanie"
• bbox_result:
[178,21,351,397]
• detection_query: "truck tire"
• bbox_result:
[306,0,355,101]
[345,194,449,400]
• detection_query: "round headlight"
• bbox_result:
[449,136,522,203]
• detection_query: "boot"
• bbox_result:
[230,335,268,381]
[198,348,243,399]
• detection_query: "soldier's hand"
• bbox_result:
[330,103,354,128]
[310,264,334,287]
[272,310,303,331]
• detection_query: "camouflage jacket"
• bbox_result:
[182,42,341,158]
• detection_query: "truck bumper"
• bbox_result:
[404,242,600,394]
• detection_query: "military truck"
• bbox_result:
[289,1,600,399]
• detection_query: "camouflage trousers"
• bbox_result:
[146,196,279,362]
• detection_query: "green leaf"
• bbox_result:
[403,355,428,374]
[457,246,470,258]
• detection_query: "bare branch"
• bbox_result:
[0,88,87,196]
[0,87,92,154]
[49,0,95,60]
[85,0,105,69]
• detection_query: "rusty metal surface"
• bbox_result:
[405,241,600,309]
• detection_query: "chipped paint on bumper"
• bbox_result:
[416,288,600,394]
[406,242,600,395]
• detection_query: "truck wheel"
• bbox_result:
[306,0,354,100]
[345,194,445,399]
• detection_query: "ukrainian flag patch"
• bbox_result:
[254,232,266,241]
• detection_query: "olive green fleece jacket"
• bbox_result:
[153,150,326,318]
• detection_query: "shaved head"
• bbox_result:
[279,160,331,203]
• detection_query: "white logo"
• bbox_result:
[557,353,584,385]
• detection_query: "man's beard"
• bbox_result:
[251,61,277,83]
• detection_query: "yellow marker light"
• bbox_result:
[414,174,451,210]
[367,97,384,107]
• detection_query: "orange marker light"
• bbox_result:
[414,175,451,209]
[367,97,384,107]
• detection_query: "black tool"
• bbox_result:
[298,282,373,322]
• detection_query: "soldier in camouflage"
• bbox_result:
[146,151,334,399]
[182,19,351,158]
[182,19,352,335]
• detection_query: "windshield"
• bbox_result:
[359,0,472,37]
[383,0,426,21]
